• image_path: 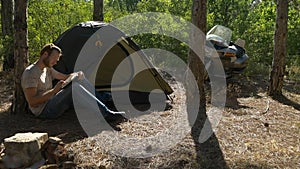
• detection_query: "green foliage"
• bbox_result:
[244,1,276,69]
[28,0,93,62]
[107,0,140,12]
[118,0,299,78]
[133,34,189,62]
[130,0,192,62]
[0,35,13,60]
[104,0,130,22]
[1,0,297,78]
[287,1,300,68]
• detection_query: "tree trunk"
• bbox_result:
[1,0,14,70]
[93,0,104,21]
[268,0,288,96]
[189,0,207,141]
[189,0,207,109]
[12,0,28,114]
[189,1,228,168]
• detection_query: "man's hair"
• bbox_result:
[40,43,62,56]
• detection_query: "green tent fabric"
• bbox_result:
[53,21,173,104]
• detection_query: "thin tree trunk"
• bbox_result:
[93,0,104,21]
[268,0,288,96]
[189,1,228,168]
[12,0,28,114]
[189,0,207,141]
[189,0,206,109]
[1,0,14,70]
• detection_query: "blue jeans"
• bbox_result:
[39,78,113,119]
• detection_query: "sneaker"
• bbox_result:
[103,110,126,122]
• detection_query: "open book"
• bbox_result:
[62,73,78,88]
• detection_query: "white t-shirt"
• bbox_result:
[21,63,54,116]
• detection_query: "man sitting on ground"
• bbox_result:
[21,43,124,120]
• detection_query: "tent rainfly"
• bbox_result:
[53,21,173,105]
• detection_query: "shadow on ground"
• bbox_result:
[232,160,278,169]
[272,94,300,111]
[0,109,87,143]
[223,75,268,109]
[190,106,229,169]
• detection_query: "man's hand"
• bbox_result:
[55,80,64,91]
[75,71,85,80]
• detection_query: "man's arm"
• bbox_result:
[51,68,84,81]
[24,81,63,107]
[51,68,69,80]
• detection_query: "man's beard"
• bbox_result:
[43,57,51,67]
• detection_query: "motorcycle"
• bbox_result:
[205,25,249,79]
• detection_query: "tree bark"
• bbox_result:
[189,0,207,109]
[189,0,207,140]
[1,0,14,70]
[93,0,104,21]
[189,1,228,168]
[268,0,288,96]
[12,0,28,114]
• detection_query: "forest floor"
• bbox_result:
[0,70,299,169]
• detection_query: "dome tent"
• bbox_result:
[53,21,173,105]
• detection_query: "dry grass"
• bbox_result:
[0,71,299,168]
[220,96,300,168]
